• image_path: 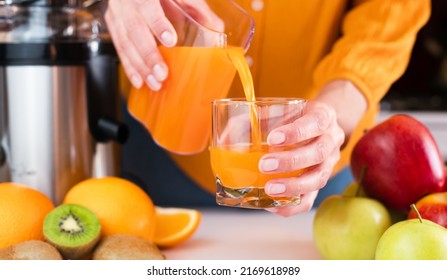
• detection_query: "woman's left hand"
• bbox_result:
[259,100,345,217]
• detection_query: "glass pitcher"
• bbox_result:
[127,0,254,155]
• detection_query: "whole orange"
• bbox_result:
[63,177,156,241]
[0,182,55,249]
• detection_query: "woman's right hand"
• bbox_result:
[105,0,223,91]
[105,0,177,91]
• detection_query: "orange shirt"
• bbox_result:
[122,0,431,194]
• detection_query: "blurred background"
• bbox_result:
[382,0,447,111]
[379,0,447,162]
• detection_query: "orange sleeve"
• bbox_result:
[313,0,431,105]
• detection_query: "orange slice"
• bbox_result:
[154,207,201,248]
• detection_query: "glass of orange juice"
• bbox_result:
[127,0,254,155]
[210,98,307,209]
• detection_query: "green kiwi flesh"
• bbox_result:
[43,204,101,260]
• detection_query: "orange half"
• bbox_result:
[154,207,201,248]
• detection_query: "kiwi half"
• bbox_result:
[43,204,101,260]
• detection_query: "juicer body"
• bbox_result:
[0,0,127,204]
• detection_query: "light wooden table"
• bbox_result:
[162,207,322,260]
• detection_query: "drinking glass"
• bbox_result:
[211,98,307,209]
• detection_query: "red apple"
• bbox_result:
[350,114,445,213]
[407,192,447,228]
[444,166,447,191]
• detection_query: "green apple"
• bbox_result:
[343,166,368,197]
[342,181,367,197]
[375,204,447,259]
[343,176,406,225]
[313,195,392,260]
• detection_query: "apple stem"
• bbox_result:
[356,165,367,197]
[410,204,423,223]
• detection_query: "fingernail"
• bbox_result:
[268,132,286,145]
[147,75,161,91]
[153,63,168,81]
[260,158,279,172]
[267,183,286,195]
[130,74,143,89]
[161,31,176,46]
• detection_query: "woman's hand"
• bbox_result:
[105,0,176,91]
[260,101,345,216]
[262,80,367,217]
[105,0,223,91]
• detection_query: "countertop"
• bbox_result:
[162,207,322,260]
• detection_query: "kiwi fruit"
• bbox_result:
[43,203,101,260]
[0,240,63,260]
[92,234,165,260]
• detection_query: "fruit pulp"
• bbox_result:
[128,46,241,154]
[210,144,304,208]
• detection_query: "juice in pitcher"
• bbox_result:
[128,45,244,154]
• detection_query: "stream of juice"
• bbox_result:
[226,48,261,146]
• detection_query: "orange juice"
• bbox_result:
[210,144,306,189]
[128,45,245,154]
